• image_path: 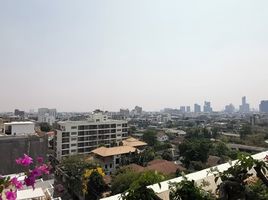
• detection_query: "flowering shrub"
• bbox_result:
[82,167,105,194]
[0,154,50,200]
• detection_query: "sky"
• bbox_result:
[0,0,268,112]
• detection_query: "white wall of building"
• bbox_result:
[4,122,35,136]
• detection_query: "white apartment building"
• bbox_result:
[4,121,35,136]
[55,112,128,160]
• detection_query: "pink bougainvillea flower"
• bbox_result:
[24,175,36,189]
[5,191,17,200]
[37,164,50,175]
[16,154,33,167]
[37,157,44,164]
[11,177,23,190]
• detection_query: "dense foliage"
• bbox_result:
[169,176,214,200]
[121,171,165,200]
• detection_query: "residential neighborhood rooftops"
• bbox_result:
[91,146,136,157]
[122,137,147,147]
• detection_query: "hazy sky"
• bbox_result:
[1,0,268,112]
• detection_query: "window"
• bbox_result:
[105,164,108,169]
[62,150,69,155]
[78,131,84,136]
[71,126,77,129]
[71,132,77,135]
[89,125,97,129]
[78,126,84,130]
[62,138,69,143]
[110,163,113,168]
[71,149,76,153]
[111,124,116,128]
[71,143,76,147]
[62,144,69,149]
[71,137,77,141]
[117,129,122,132]
[62,132,70,137]
[116,158,120,164]
[78,148,84,153]
[117,124,122,127]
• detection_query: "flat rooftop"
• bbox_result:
[4,121,34,125]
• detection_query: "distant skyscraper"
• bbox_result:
[259,100,268,113]
[239,96,250,113]
[203,101,213,113]
[14,109,25,117]
[180,106,186,113]
[186,106,191,113]
[194,104,201,113]
[38,108,57,125]
[225,104,235,114]
[134,106,142,115]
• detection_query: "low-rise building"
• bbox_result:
[156,131,169,142]
[4,121,35,136]
[91,146,136,175]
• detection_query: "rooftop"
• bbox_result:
[4,121,35,125]
[91,146,136,157]
[122,137,147,147]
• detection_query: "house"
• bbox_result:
[156,131,169,142]
[91,146,136,175]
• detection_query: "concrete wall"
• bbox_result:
[0,135,48,174]
[11,124,35,135]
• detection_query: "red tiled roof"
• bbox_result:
[146,159,185,175]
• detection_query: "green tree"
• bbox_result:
[239,124,252,139]
[85,171,107,200]
[143,130,157,146]
[162,150,173,161]
[39,122,52,132]
[178,139,212,167]
[213,154,268,200]
[111,168,140,194]
[121,171,165,200]
[133,148,155,166]
[169,176,215,200]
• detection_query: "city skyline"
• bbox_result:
[1,1,268,112]
[0,96,266,113]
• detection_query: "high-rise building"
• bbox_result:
[203,101,213,113]
[194,104,201,113]
[186,106,191,113]
[14,109,25,118]
[239,96,250,113]
[55,112,128,160]
[134,106,142,115]
[38,108,57,125]
[119,109,130,117]
[225,104,235,114]
[180,106,186,113]
[259,100,268,113]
